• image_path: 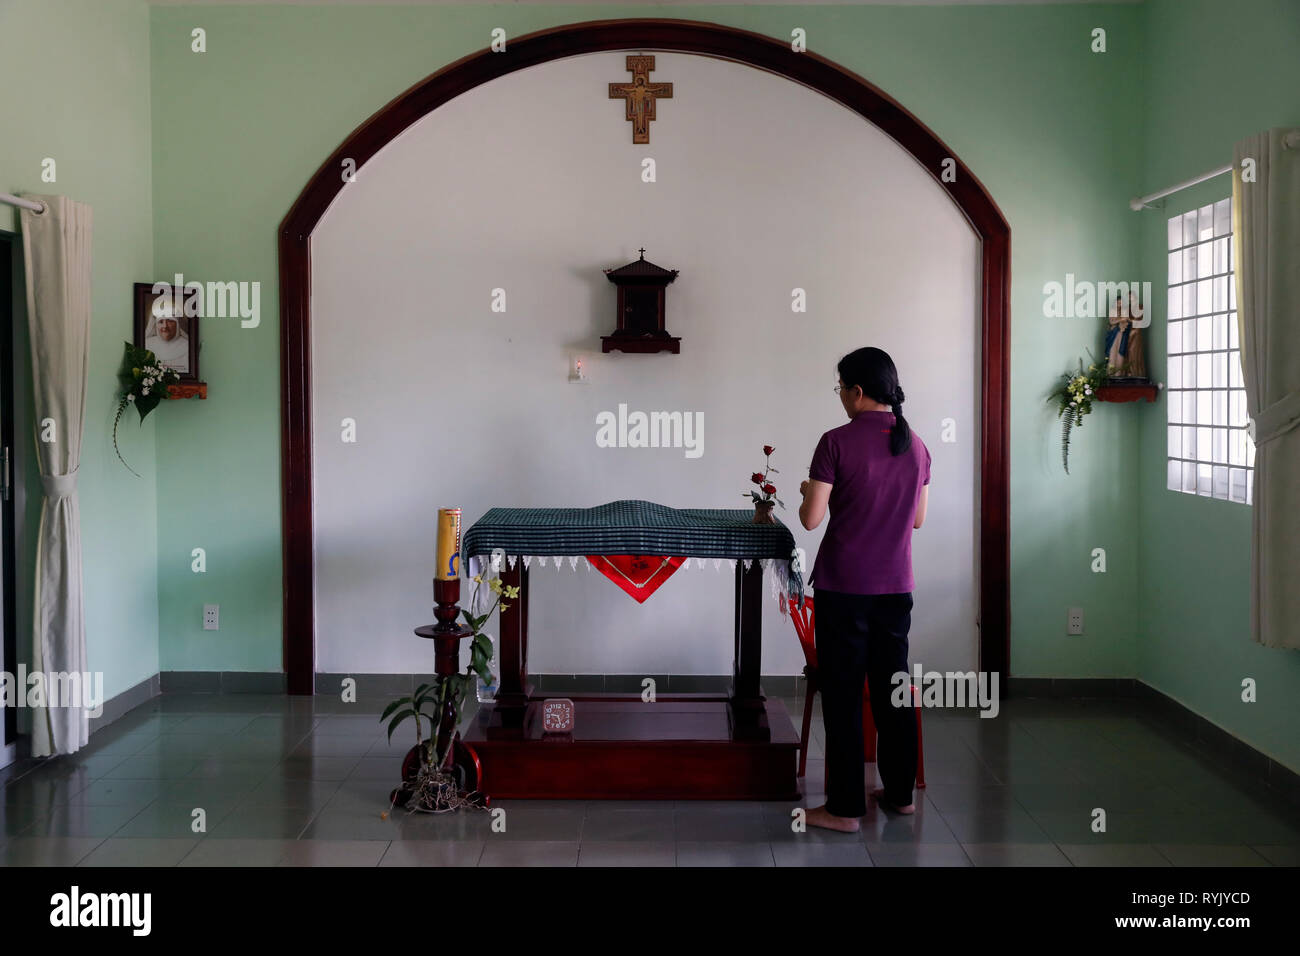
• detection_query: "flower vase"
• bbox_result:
[753,500,776,524]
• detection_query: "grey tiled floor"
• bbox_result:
[2,691,1297,866]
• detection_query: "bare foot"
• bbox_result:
[805,804,861,832]
[870,788,915,815]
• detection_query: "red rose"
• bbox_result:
[762,483,777,495]
[751,473,765,485]
[763,445,775,457]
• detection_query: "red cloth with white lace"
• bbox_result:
[586,554,686,603]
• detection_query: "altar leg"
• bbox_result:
[731,560,770,739]
[496,557,531,726]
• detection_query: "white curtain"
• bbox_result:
[20,195,93,755]
[1232,129,1300,651]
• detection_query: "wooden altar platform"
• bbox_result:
[464,694,801,800]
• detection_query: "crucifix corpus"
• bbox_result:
[609,55,673,144]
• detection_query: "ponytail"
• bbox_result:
[889,386,912,456]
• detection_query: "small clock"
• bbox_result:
[541,698,575,734]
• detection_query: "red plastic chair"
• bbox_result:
[788,594,925,790]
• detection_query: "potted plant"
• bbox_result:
[381,573,518,814]
[744,445,784,523]
[1047,355,1111,474]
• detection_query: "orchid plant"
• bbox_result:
[380,572,518,814]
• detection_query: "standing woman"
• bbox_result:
[798,347,930,831]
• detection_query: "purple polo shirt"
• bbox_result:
[808,410,931,595]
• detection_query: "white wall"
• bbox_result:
[311,51,979,677]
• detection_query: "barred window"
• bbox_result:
[1165,198,1253,503]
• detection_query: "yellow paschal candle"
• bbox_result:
[435,508,462,581]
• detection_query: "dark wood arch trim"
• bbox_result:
[279,18,1011,695]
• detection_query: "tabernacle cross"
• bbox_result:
[609,55,673,145]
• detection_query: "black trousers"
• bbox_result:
[814,589,917,817]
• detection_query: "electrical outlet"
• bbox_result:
[203,604,219,631]
[1067,607,1084,635]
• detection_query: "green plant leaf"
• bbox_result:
[380,697,411,721]
[413,683,438,708]
[386,708,417,741]
[470,645,491,682]
[1061,414,1073,474]
[135,389,164,422]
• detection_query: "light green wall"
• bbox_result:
[148,3,1148,677]
[1136,0,1300,771]
[0,0,159,699]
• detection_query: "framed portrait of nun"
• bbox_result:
[134,282,200,382]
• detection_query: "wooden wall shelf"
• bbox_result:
[1095,383,1158,404]
[601,334,681,354]
[168,382,207,400]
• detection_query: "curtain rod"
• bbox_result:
[1129,164,1231,210]
[1131,129,1300,211]
[0,193,46,214]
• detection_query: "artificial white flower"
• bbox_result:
[126,394,135,402]
[142,387,150,395]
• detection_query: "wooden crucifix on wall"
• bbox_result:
[609,55,672,144]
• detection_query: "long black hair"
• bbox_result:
[837,346,912,456]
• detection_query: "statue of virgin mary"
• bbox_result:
[1104,291,1147,380]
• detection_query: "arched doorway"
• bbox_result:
[278,18,1010,694]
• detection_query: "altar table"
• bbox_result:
[460,500,804,799]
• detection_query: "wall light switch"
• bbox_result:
[204,604,219,631]
[1067,607,1084,635]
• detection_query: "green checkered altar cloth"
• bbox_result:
[462,499,804,600]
